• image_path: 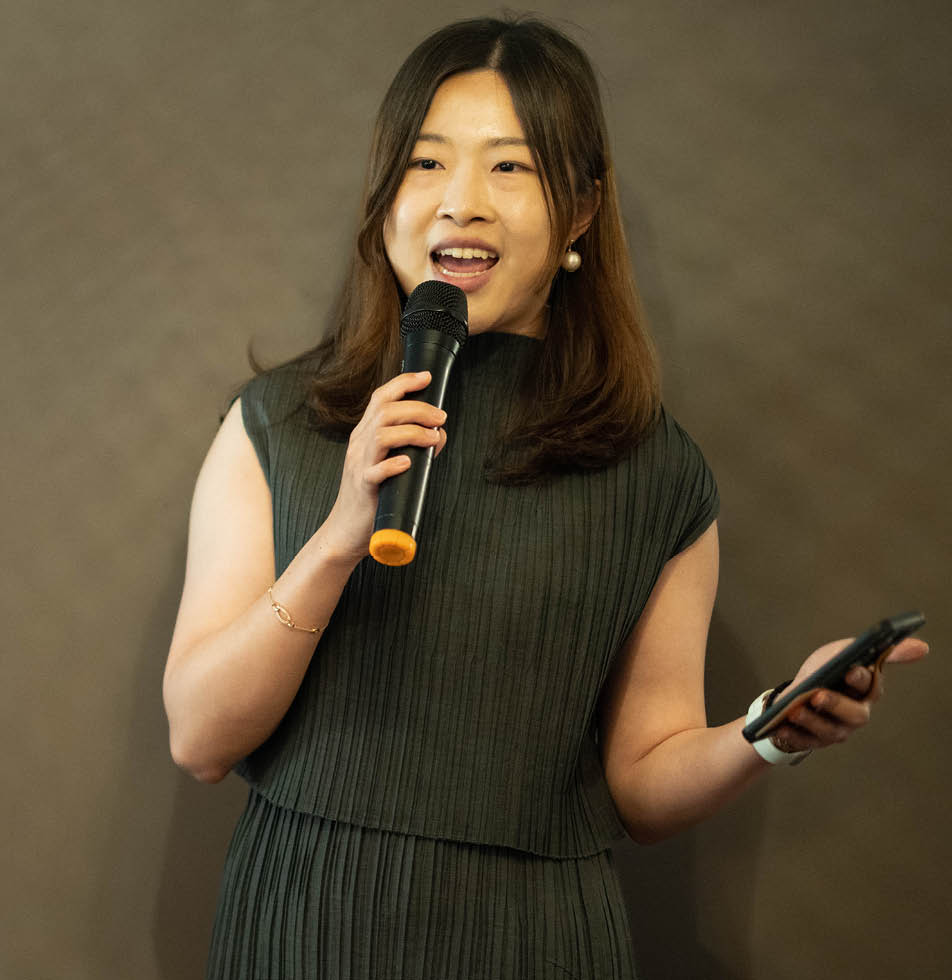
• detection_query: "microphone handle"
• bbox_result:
[370,329,462,565]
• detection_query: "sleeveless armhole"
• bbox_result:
[238,377,272,484]
[664,411,720,555]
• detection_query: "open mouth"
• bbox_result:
[431,247,499,278]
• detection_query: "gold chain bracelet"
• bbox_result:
[267,585,328,634]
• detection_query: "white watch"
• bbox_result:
[746,690,812,766]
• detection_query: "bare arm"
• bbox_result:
[599,521,928,843]
[163,372,447,783]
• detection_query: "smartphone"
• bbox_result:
[742,610,926,743]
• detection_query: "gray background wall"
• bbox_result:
[2,1,949,978]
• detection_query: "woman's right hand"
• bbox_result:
[322,370,448,562]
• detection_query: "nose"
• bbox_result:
[437,163,492,226]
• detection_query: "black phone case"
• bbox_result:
[742,610,925,743]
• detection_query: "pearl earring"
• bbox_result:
[561,242,582,272]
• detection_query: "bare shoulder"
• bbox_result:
[167,398,275,663]
[599,521,719,778]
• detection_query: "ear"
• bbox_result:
[570,178,601,241]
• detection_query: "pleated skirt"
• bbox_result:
[207,790,637,980]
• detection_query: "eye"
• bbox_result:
[409,158,441,171]
[494,161,531,174]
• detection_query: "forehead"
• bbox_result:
[416,69,527,145]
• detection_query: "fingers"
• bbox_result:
[368,398,448,432]
[382,401,448,427]
[347,371,450,490]
[769,722,822,753]
[379,404,447,434]
[810,688,871,723]
[374,423,446,468]
[809,689,870,729]
[352,432,443,491]
[368,369,435,405]
[842,665,876,699]
[433,426,448,459]
[362,452,413,486]
[773,685,873,751]
[782,710,850,747]
[365,371,446,430]
[358,374,446,447]
[884,637,929,663]
[371,421,444,459]
[769,709,853,752]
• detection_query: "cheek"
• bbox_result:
[383,211,425,298]
[382,207,402,257]
[383,216,411,281]
[509,197,552,250]
[385,197,429,263]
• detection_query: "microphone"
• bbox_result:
[369,281,468,566]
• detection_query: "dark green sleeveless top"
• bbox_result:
[236,332,718,858]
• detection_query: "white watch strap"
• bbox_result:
[746,690,812,766]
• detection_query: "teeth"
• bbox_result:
[437,265,489,279]
[436,247,497,260]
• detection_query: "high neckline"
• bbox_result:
[456,331,540,383]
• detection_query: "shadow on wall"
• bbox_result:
[153,770,246,977]
[92,542,247,979]
[621,614,767,980]
[150,565,247,979]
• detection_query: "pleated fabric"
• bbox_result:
[207,790,637,980]
[236,333,719,859]
[213,332,718,975]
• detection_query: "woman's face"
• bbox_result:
[384,70,555,338]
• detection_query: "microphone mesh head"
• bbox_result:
[401,281,468,344]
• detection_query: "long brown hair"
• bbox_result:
[293,15,660,484]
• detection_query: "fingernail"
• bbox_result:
[438,410,447,423]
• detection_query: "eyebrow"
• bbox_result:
[415,133,530,149]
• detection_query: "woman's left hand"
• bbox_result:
[766,636,929,754]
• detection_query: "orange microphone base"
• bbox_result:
[369,529,417,566]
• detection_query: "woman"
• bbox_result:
[163,15,926,979]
